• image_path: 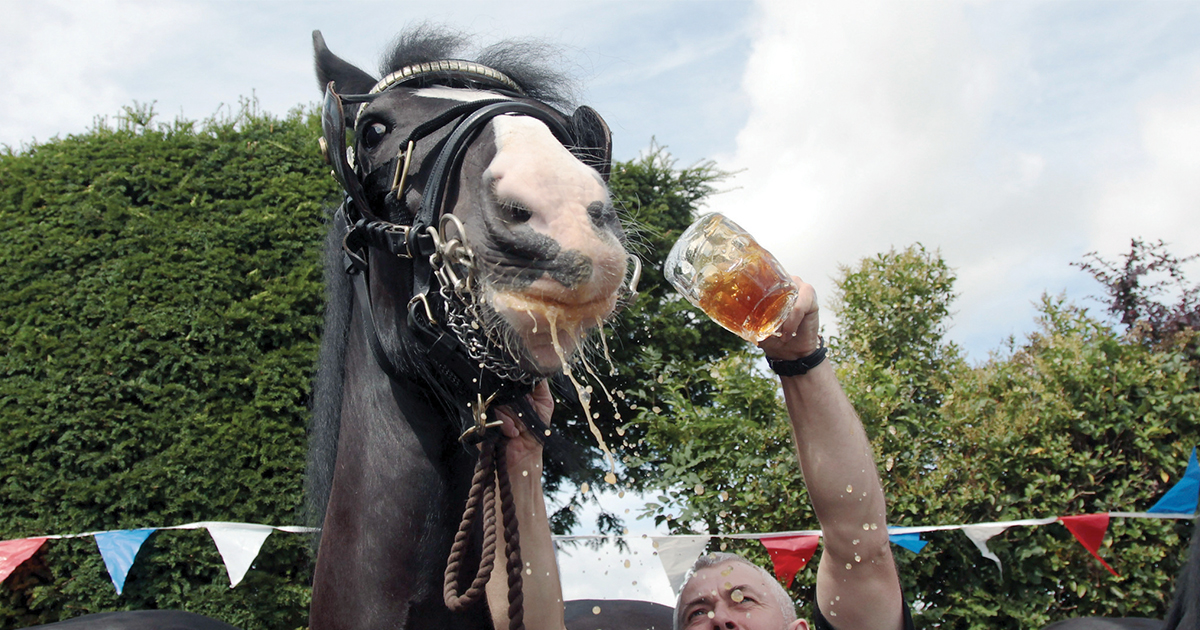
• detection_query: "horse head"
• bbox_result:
[314,30,636,420]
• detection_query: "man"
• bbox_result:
[493,277,913,630]
[673,276,910,630]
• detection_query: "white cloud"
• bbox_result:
[705,0,1200,356]
[1092,66,1200,258]
[0,0,203,146]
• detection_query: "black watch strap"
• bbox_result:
[766,336,827,377]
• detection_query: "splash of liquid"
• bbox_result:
[548,310,617,481]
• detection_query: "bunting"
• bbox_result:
[759,535,820,588]
[651,536,711,594]
[204,522,275,587]
[961,524,1011,574]
[94,529,155,595]
[888,533,928,554]
[1058,514,1118,577]
[0,538,47,583]
[1148,447,1200,515]
[1,446,1196,596]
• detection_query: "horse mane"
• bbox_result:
[305,213,353,535]
[379,23,577,108]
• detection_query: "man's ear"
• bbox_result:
[788,620,809,630]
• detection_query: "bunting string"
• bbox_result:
[2,447,1196,596]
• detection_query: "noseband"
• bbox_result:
[319,61,637,438]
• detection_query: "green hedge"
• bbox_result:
[0,104,339,628]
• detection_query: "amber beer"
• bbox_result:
[664,213,798,343]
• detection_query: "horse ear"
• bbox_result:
[570,105,613,182]
[313,30,378,97]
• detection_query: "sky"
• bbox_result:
[5,0,1200,608]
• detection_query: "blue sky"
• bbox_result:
[5,0,1200,606]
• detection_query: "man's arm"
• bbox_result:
[487,380,565,630]
[759,277,904,630]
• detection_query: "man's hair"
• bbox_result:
[673,552,798,630]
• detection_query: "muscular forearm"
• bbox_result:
[487,446,564,630]
[780,362,903,630]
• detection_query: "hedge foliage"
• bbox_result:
[0,102,339,628]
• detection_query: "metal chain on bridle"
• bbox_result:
[318,59,631,630]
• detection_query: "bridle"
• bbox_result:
[319,60,638,433]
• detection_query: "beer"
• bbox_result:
[665,213,797,343]
[696,247,798,342]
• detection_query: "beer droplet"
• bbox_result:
[707,611,715,619]
[593,606,601,615]
[624,560,631,568]
[616,427,625,436]
[731,589,745,603]
[862,523,870,530]
[870,523,878,530]
[723,582,732,590]
[522,470,528,477]
[719,490,729,502]
[721,566,733,577]
[604,472,617,484]
[854,555,861,563]
[544,429,552,436]
[618,491,625,498]
[694,484,705,495]
[720,542,728,551]
[651,406,662,414]
[845,484,853,493]
[845,563,852,570]
[581,482,590,494]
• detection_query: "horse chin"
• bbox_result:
[490,291,618,375]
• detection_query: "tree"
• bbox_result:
[1075,239,1200,358]
[630,244,1200,628]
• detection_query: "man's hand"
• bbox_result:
[496,379,553,463]
[757,275,822,361]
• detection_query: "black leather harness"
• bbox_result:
[319,66,616,441]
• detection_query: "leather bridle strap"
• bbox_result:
[410,100,575,302]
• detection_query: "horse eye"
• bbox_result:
[361,122,388,149]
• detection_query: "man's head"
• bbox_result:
[674,553,807,630]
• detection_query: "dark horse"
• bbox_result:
[303,27,636,630]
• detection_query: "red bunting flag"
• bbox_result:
[1058,514,1118,577]
[0,538,48,583]
[759,535,820,588]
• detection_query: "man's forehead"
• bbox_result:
[684,561,772,597]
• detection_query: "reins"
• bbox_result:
[443,434,524,629]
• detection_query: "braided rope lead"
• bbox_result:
[444,440,499,611]
[442,435,525,630]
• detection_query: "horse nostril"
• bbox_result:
[587,201,615,227]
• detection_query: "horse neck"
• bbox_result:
[309,264,488,630]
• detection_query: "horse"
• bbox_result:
[1041,518,1199,630]
[303,27,636,629]
[25,25,637,630]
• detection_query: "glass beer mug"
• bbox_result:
[664,213,798,343]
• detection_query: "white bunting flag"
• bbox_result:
[204,522,274,587]
[651,535,711,594]
[961,524,1010,575]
